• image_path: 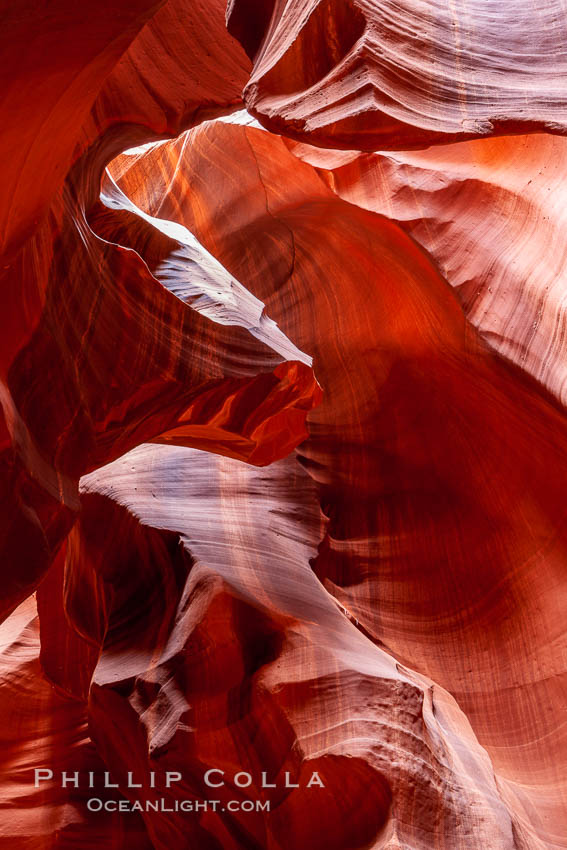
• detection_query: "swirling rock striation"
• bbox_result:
[0,0,319,622]
[0,1,566,849]
[109,120,567,848]
[229,0,567,149]
[68,445,517,850]
[288,132,567,405]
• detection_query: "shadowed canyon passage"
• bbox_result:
[1,1,567,849]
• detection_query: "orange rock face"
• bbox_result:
[1,2,566,849]
[230,0,567,149]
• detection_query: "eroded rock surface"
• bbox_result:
[1,1,566,848]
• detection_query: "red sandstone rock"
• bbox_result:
[73,446,516,849]
[0,1,566,848]
[0,2,318,621]
[288,133,567,405]
[110,120,567,847]
[229,0,567,149]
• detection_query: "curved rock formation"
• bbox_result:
[0,592,154,848]
[1,1,566,849]
[0,1,319,621]
[107,120,567,848]
[288,132,567,404]
[64,444,516,850]
[230,0,567,149]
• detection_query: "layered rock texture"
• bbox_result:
[1,1,566,848]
